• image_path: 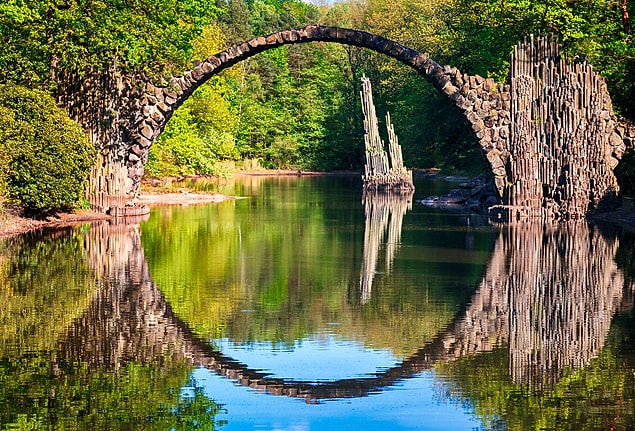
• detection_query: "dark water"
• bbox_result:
[1,175,634,430]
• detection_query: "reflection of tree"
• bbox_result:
[0,228,95,357]
[359,190,414,303]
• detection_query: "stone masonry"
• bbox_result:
[56,25,629,220]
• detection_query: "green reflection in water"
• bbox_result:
[0,227,95,357]
[141,175,495,357]
[0,225,225,430]
[0,175,633,430]
[0,353,224,430]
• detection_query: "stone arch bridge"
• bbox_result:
[57,25,633,220]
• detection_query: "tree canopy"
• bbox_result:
[0,0,221,86]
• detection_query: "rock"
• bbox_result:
[419,174,499,213]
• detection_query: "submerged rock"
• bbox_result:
[418,174,499,214]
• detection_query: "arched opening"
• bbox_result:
[125,25,503,198]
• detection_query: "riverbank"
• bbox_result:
[2,173,635,239]
[0,207,113,239]
[0,191,239,240]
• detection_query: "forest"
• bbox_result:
[0,0,633,213]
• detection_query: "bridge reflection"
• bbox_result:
[446,223,626,388]
[58,217,629,401]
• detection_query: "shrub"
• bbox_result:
[0,106,13,198]
[0,84,96,216]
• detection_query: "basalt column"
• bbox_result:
[491,35,626,221]
[55,68,148,216]
[360,76,414,191]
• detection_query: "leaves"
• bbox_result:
[0,0,221,85]
[0,84,96,215]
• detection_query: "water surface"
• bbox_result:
[0,175,633,430]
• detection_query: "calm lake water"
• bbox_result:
[1,174,634,430]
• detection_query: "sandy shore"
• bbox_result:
[136,191,239,206]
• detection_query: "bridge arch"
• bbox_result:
[70,26,627,220]
[121,25,510,197]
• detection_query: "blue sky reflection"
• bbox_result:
[188,335,484,430]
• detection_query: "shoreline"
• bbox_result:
[2,172,634,239]
[0,191,239,240]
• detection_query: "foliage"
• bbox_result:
[0,107,13,200]
[155,0,364,174]
[146,95,235,178]
[446,0,634,90]
[0,84,96,216]
[615,149,635,195]
[0,0,221,86]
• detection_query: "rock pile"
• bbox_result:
[418,174,499,214]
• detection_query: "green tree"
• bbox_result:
[0,84,96,216]
[449,0,634,115]
[147,23,240,177]
[0,0,221,87]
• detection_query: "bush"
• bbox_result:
[0,84,96,216]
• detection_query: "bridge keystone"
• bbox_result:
[360,31,375,46]
[324,26,338,39]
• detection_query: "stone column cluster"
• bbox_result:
[421,35,629,221]
[439,223,625,387]
[360,75,414,191]
[499,35,624,220]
